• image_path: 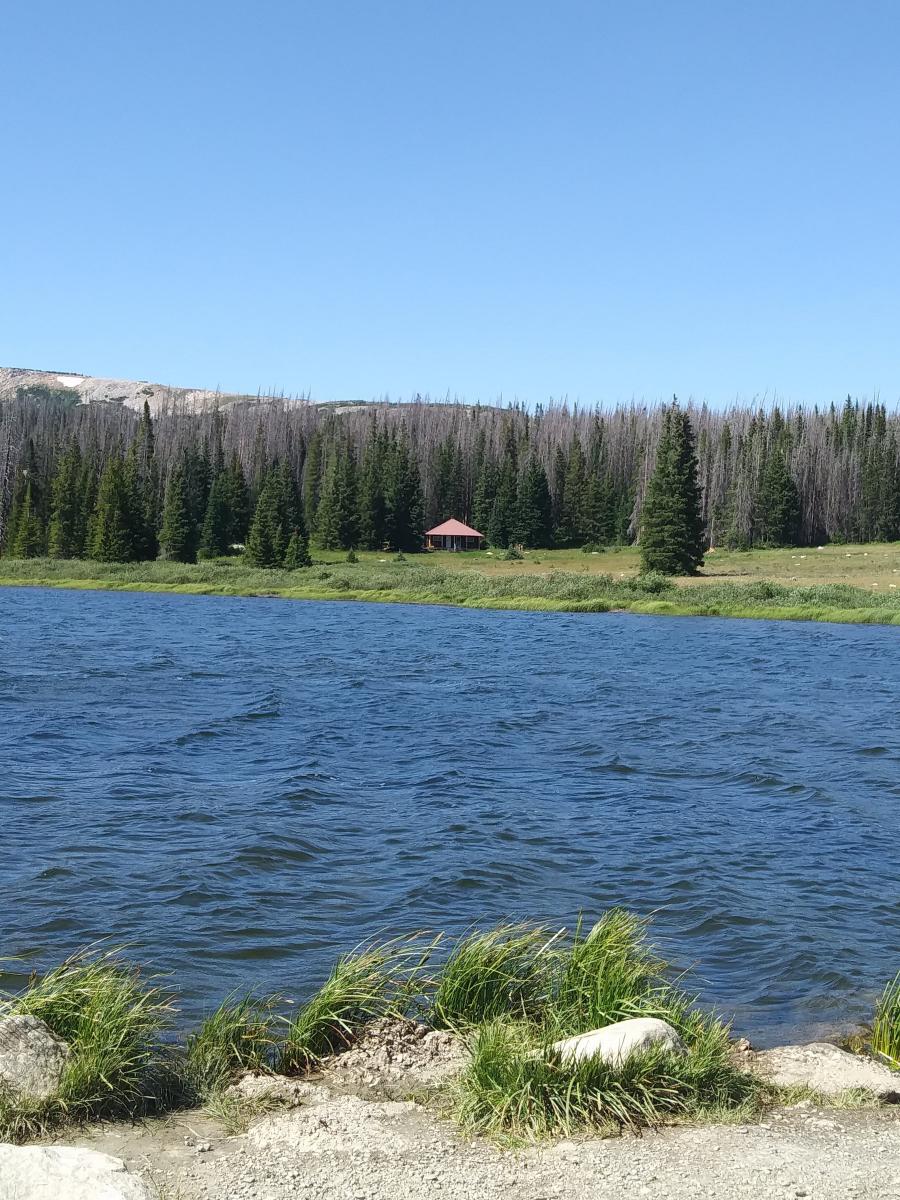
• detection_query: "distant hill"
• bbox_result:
[0,366,315,414]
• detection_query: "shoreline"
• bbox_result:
[3,572,900,627]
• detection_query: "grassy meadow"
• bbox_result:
[2,542,900,624]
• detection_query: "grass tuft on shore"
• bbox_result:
[184,992,279,1099]
[458,1018,758,1140]
[0,947,173,1141]
[872,973,900,1067]
[430,924,561,1030]
[448,912,760,1140]
[277,935,432,1071]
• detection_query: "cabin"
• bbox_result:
[425,518,485,551]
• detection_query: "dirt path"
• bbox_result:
[72,1093,900,1200]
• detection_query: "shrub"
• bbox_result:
[347,549,359,564]
[502,546,524,561]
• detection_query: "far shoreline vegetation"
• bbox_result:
[2,389,899,623]
[2,542,900,626]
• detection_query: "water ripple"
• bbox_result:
[2,588,899,1045]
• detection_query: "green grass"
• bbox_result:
[429,924,563,1030]
[445,912,761,1140]
[277,935,432,1071]
[458,1018,758,1140]
[184,992,279,1099]
[0,947,174,1141]
[2,555,900,625]
[872,973,900,1067]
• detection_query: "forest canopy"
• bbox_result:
[1,393,898,565]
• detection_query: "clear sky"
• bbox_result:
[3,1,899,408]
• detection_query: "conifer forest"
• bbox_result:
[1,391,899,566]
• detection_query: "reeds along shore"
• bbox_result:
[2,557,900,625]
[2,914,899,1143]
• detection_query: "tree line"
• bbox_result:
[1,392,898,568]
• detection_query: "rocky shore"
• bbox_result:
[3,1017,900,1200]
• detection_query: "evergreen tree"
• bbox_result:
[48,440,84,558]
[555,436,587,546]
[91,453,140,562]
[758,449,801,546]
[357,429,388,549]
[315,444,358,549]
[487,422,519,547]
[471,457,497,538]
[11,481,45,557]
[224,453,250,545]
[283,527,312,569]
[245,463,307,567]
[512,458,552,547]
[198,471,233,558]
[640,403,705,574]
[245,473,281,568]
[159,463,198,562]
[384,436,425,552]
[582,473,616,545]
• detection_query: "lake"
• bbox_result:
[2,586,898,1045]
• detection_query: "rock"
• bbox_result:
[0,1015,69,1102]
[0,1145,152,1200]
[752,1043,900,1100]
[550,1017,686,1067]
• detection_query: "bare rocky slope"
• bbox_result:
[0,366,271,414]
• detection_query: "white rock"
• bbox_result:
[0,1015,69,1102]
[550,1017,686,1067]
[752,1043,900,1099]
[0,1145,153,1200]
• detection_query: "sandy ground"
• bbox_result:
[70,1094,900,1200]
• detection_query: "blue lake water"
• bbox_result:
[2,586,899,1045]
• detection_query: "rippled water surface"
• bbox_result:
[3,587,899,1043]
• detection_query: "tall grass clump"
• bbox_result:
[184,992,279,1099]
[430,924,561,1030]
[450,911,760,1140]
[277,935,431,1071]
[872,973,900,1067]
[0,947,173,1141]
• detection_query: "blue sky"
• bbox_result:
[3,1,899,407]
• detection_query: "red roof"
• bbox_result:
[426,519,484,538]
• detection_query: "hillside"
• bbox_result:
[0,366,308,415]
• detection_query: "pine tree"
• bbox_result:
[582,473,616,546]
[198,471,232,558]
[639,403,705,574]
[487,423,518,547]
[758,449,801,546]
[512,458,552,547]
[159,463,198,562]
[315,444,358,549]
[48,440,84,558]
[245,463,306,567]
[384,436,424,552]
[555,437,587,546]
[283,527,312,569]
[11,481,45,557]
[357,429,388,549]
[91,453,139,562]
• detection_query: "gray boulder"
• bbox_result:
[0,1015,69,1102]
[550,1017,686,1067]
[752,1042,900,1099]
[0,1145,152,1200]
